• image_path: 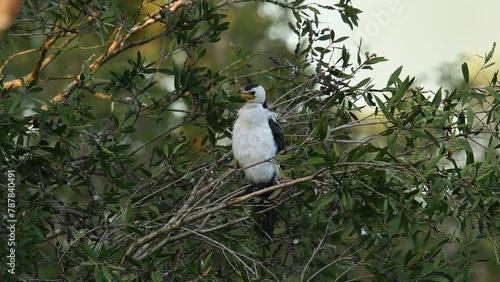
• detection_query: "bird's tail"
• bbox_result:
[249,180,278,238]
[253,203,277,238]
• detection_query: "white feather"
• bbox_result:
[232,103,280,184]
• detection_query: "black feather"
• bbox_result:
[268,117,286,152]
[247,178,278,238]
[244,83,260,91]
[253,205,277,238]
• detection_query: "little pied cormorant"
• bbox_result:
[232,84,285,238]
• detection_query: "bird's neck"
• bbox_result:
[244,101,267,109]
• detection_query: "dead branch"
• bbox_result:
[121,167,329,264]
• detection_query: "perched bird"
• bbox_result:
[232,84,285,238]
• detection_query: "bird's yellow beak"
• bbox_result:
[240,93,255,101]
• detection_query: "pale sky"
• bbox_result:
[309,0,500,90]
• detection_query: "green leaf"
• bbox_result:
[340,191,351,208]
[307,5,320,15]
[157,68,175,75]
[462,62,469,84]
[201,252,213,271]
[123,256,143,268]
[122,202,133,223]
[425,273,455,282]
[149,205,160,216]
[173,140,189,154]
[457,138,473,153]
[466,106,474,127]
[333,36,349,43]
[163,145,170,157]
[312,114,327,140]
[79,243,95,260]
[95,266,102,282]
[275,154,292,162]
[404,249,418,266]
[312,145,326,155]
[331,143,341,159]
[312,192,336,215]
[307,157,325,165]
[27,86,44,93]
[365,56,388,65]
[387,76,414,108]
[102,266,113,282]
[388,213,401,237]
[198,48,207,59]
[355,77,371,89]
[490,71,498,85]
[423,129,440,147]
[424,155,442,176]
[387,65,403,87]
[151,165,163,178]
[151,271,163,282]
[432,88,443,105]
[341,220,354,240]
[411,129,430,140]
[486,86,500,101]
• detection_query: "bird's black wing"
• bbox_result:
[268,116,285,152]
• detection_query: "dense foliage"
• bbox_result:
[0,0,498,281]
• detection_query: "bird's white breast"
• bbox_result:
[232,104,279,184]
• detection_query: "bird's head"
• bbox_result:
[241,84,266,106]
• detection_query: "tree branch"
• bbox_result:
[2,36,58,90]
[121,167,329,264]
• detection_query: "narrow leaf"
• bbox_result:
[462,62,469,84]
[312,193,336,215]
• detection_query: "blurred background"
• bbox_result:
[307,0,500,90]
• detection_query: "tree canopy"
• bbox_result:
[0,0,499,281]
